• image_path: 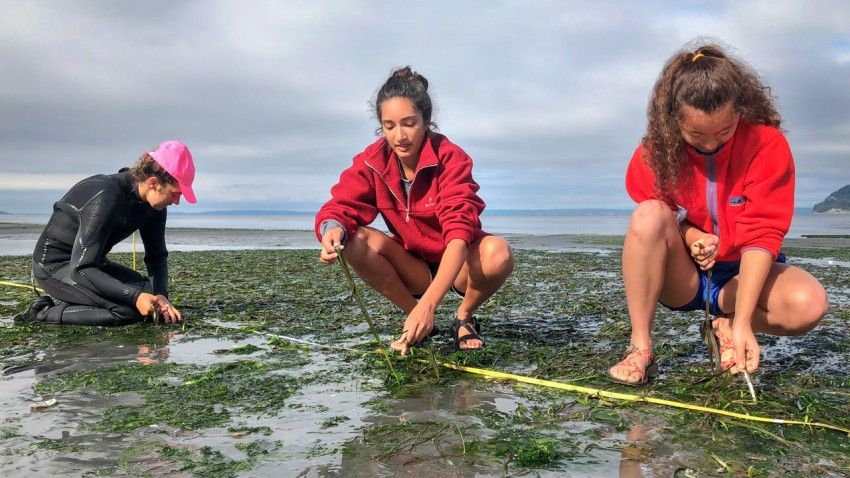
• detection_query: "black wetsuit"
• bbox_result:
[32,171,168,325]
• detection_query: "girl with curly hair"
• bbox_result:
[609,42,828,385]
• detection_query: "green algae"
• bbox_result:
[1,241,849,476]
[213,344,263,355]
[320,415,350,429]
[31,438,86,454]
[115,443,253,478]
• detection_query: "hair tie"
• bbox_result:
[691,52,705,63]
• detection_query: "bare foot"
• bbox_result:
[390,337,410,356]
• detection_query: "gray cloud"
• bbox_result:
[1,0,848,213]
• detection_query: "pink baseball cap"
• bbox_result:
[149,140,197,204]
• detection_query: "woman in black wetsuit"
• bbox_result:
[14,140,197,326]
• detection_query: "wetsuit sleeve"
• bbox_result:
[70,187,146,307]
[735,131,794,258]
[436,148,484,245]
[314,156,379,242]
[139,209,169,296]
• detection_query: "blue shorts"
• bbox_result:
[663,253,786,315]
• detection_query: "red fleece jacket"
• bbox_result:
[315,133,486,263]
[626,122,795,261]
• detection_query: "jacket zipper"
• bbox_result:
[365,160,437,223]
[704,154,720,236]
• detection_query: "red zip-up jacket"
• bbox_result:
[315,133,486,263]
[626,122,795,261]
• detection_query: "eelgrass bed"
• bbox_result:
[1,238,848,477]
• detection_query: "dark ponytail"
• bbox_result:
[372,66,437,134]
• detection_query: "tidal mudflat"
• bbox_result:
[1,237,848,477]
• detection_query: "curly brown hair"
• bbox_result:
[129,152,177,187]
[643,42,782,196]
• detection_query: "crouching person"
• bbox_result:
[316,67,514,355]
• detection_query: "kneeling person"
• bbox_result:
[15,141,197,326]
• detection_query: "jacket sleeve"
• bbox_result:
[734,131,794,257]
[625,145,675,209]
[70,186,146,307]
[139,209,169,296]
[314,156,379,242]
[436,148,484,245]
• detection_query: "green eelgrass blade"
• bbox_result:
[335,246,401,384]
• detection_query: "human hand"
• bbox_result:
[690,234,720,270]
[731,321,760,373]
[135,292,157,317]
[135,293,182,323]
[153,294,182,324]
[319,227,345,264]
[390,302,436,356]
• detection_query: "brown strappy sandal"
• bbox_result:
[609,346,659,386]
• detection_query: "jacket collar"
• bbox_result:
[367,132,441,179]
[117,169,147,205]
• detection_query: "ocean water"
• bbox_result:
[4,210,849,235]
[1,211,848,256]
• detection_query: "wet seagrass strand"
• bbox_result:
[702,269,720,369]
[699,243,757,403]
[333,245,401,384]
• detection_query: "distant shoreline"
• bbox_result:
[2,222,848,258]
[0,206,822,217]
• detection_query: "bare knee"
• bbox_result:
[627,200,678,241]
[477,236,514,279]
[785,283,828,333]
[343,226,386,261]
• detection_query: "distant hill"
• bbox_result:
[813,185,850,214]
[0,210,8,215]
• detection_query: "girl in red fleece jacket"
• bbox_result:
[315,67,514,355]
[609,43,828,385]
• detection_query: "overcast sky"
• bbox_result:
[1,0,848,213]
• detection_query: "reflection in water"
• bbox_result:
[136,331,175,365]
[302,380,503,477]
[0,328,179,477]
[618,422,649,478]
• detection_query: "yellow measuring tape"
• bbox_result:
[131,232,137,271]
[2,279,848,436]
[0,280,43,293]
[427,360,850,435]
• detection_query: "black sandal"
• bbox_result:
[451,316,484,350]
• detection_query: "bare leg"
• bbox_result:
[342,228,514,350]
[341,226,431,314]
[610,200,700,383]
[452,235,515,349]
[716,263,827,335]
